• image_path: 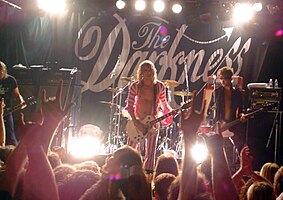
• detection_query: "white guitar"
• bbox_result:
[125,101,191,143]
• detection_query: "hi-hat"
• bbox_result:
[173,91,193,97]
[120,77,134,82]
[100,101,120,107]
[162,80,180,88]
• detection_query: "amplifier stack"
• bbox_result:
[249,87,281,110]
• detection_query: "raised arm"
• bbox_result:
[205,122,239,200]
[179,91,205,200]
[5,80,72,199]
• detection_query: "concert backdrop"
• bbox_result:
[0,1,282,137]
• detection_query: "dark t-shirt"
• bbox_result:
[0,75,17,108]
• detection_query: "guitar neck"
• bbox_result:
[220,105,271,131]
[221,118,241,131]
[149,107,184,126]
[149,101,192,126]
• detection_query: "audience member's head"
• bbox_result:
[82,145,151,200]
[47,151,62,169]
[74,160,101,175]
[58,170,100,200]
[247,181,275,200]
[168,175,180,200]
[53,164,76,184]
[154,152,179,180]
[154,173,176,200]
[260,162,279,184]
[274,166,283,197]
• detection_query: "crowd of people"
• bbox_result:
[0,60,282,200]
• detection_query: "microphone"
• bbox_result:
[70,67,78,75]
[110,55,121,79]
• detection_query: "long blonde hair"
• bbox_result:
[0,61,8,79]
[136,60,157,84]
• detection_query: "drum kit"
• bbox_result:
[101,76,192,155]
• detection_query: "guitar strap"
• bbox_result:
[153,83,157,116]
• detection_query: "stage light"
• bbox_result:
[191,142,208,164]
[172,3,182,14]
[135,0,146,11]
[153,0,165,13]
[253,2,263,12]
[233,3,254,24]
[37,0,67,14]
[69,136,102,159]
[116,0,126,10]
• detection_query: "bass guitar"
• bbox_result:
[3,96,37,117]
[200,102,278,137]
[125,101,191,143]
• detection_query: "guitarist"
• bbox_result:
[0,61,26,146]
[211,66,246,153]
[124,60,173,174]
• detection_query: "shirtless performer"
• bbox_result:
[124,60,173,173]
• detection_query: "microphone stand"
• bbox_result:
[211,75,217,124]
[184,60,190,99]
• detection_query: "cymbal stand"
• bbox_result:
[103,82,116,153]
[166,85,172,104]
[112,82,131,148]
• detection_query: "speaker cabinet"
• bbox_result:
[14,69,82,148]
[246,111,282,170]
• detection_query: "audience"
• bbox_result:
[153,152,179,181]
[154,173,176,200]
[58,170,100,200]
[80,145,152,200]
[247,181,275,200]
[54,164,76,185]
[0,80,281,200]
[274,166,283,199]
[260,162,279,184]
[73,160,101,175]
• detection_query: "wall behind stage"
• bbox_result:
[0,2,282,136]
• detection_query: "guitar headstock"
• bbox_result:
[262,102,279,111]
[26,96,37,106]
[181,99,192,110]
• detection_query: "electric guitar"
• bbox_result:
[212,102,279,137]
[3,96,37,117]
[125,100,191,143]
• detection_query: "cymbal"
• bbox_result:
[120,77,134,82]
[100,101,120,107]
[162,80,180,88]
[106,87,126,94]
[173,91,193,97]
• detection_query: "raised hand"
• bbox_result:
[181,91,205,141]
[240,146,253,176]
[40,80,73,125]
